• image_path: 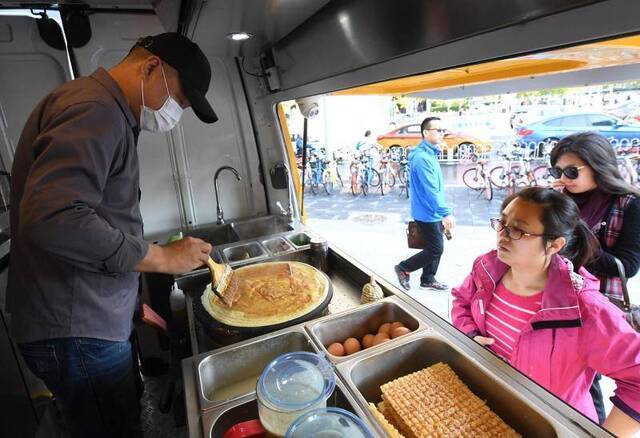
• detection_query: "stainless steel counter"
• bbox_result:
[175,218,611,437]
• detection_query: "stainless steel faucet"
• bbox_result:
[214,166,241,225]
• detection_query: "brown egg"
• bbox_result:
[343,337,361,355]
[372,332,390,345]
[391,326,411,339]
[378,322,392,335]
[362,334,375,349]
[390,321,405,331]
[327,342,345,356]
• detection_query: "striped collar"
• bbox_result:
[474,251,597,328]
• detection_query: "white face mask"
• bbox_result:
[140,65,184,132]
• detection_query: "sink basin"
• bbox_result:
[184,224,240,246]
[230,216,293,240]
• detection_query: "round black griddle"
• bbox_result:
[193,268,333,346]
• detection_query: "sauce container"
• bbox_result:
[285,407,373,438]
[256,352,335,437]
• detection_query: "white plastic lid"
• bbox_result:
[257,352,335,411]
[285,407,373,438]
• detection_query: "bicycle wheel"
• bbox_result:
[489,166,509,189]
[400,169,410,198]
[382,172,395,195]
[323,170,334,195]
[369,169,381,188]
[361,175,368,196]
[351,172,359,196]
[483,177,493,201]
[335,168,344,188]
[462,168,483,190]
[532,165,553,187]
[618,161,634,185]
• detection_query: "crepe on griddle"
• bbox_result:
[201,261,328,327]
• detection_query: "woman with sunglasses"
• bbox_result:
[451,187,640,436]
[549,132,640,423]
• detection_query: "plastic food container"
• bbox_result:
[256,352,335,437]
[285,407,373,438]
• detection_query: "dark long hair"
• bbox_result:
[549,131,640,196]
[501,187,598,270]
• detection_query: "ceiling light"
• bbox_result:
[227,32,252,41]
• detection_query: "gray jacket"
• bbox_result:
[8,68,149,343]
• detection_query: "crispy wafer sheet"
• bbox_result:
[368,403,405,438]
[369,363,520,438]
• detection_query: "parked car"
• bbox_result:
[515,112,640,152]
[376,123,492,158]
[607,101,640,122]
[509,105,575,129]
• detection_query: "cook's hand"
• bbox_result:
[136,237,212,274]
[473,336,495,347]
[443,215,456,231]
[551,180,565,192]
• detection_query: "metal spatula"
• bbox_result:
[206,257,237,306]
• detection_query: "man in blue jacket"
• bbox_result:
[395,117,455,290]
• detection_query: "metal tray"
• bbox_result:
[194,326,318,412]
[200,375,382,438]
[336,331,561,437]
[261,236,295,256]
[285,232,312,249]
[305,296,427,363]
[221,241,268,265]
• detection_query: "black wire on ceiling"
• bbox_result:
[241,57,267,78]
[189,0,206,40]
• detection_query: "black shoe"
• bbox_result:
[420,280,448,290]
[394,265,411,291]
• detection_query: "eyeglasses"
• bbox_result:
[490,218,548,240]
[548,165,586,180]
[426,128,447,134]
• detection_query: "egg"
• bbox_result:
[362,334,375,349]
[343,337,361,355]
[391,326,411,339]
[378,322,392,335]
[327,342,345,356]
[372,332,390,345]
[390,321,405,331]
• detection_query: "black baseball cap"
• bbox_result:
[136,33,217,124]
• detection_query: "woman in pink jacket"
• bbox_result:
[451,187,640,436]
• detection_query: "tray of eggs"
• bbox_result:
[306,297,427,363]
[326,321,412,357]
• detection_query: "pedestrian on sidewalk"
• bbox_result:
[395,117,455,291]
[549,131,640,424]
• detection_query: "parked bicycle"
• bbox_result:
[301,149,337,195]
[379,149,404,195]
[462,153,493,201]
[617,147,640,186]
[397,154,410,199]
[350,152,381,196]
[490,150,551,194]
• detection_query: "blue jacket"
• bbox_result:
[409,140,452,222]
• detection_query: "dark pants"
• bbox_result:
[590,373,607,425]
[399,220,444,283]
[18,337,142,438]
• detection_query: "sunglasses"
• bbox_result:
[490,218,549,240]
[548,165,586,180]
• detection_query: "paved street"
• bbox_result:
[305,162,507,319]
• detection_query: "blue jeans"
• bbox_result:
[18,337,142,438]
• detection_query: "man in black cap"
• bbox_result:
[8,33,215,437]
